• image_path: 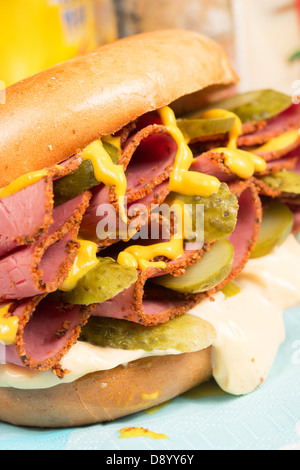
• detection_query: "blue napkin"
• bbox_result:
[0,306,299,450]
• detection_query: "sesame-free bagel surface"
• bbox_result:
[0,29,237,188]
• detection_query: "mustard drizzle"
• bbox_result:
[0,105,278,280]
[60,239,99,292]
[0,304,19,346]
[117,105,268,270]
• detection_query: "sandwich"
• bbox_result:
[0,29,300,428]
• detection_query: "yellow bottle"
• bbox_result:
[0,0,97,87]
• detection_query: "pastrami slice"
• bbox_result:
[91,243,211,326]
[191,150,236,184]
[0,176,54,258]
[0,155,82,259]
[0,192,91,301]
[291,206,300,233]
[5,296,90,373]
[80,125,178,244]
[238,104,300,147]
[91,181,262,327]
[226,180,262,278]
[120,124,177,203]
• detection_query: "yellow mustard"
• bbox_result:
[158,106,221,197]
[0,137,126,205]
[255,129,300,154]
[199,109,267,177]
[102,134,122,150]
[138,259,168,270]
[117,237,184,271]
[82,139,127,222]
[116,252,139,269]
[0,304,19,346]
[60,239,99,292]
[116,106,232,269]
[117,197,194,271]
[199,109,243,150]
[214,147,267,178]
[117,105,266,269]
[0,169,49,199]
[118,426,168,440]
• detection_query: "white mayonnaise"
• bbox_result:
[0,344,183,390]
[189,234,300,395]
[0,235,300,395]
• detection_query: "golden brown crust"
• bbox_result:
[0,348,212,428]
[0,29,238,188]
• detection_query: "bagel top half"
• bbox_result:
[0,29,238,188]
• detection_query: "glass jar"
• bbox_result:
[93,0,118,45]
[0,0,97,87]
[113,0,235,63]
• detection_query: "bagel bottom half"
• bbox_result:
[0,348,212,428]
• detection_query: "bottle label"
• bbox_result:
[48,0,95,45]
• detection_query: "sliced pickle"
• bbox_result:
[53,159,99,206]
[53,141,120,206]
[80,314,216,353]
[221,282,241,298]
[153,240,234,294]
[250,202,294,259]
[60,257,138,305]
[165,183,238,243]
[102,141,120,164]
[177,116,235,140]
[198,89,291,123]
[261,171,300,195]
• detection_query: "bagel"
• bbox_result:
[0,29,237,188]
[0,29,299,429]
[0,349,212,428]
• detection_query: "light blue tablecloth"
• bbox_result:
[0,306,299,450]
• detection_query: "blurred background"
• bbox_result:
[0,0,299,94]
